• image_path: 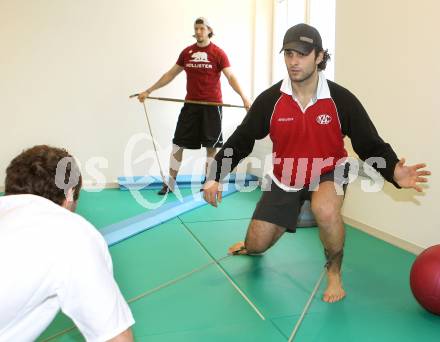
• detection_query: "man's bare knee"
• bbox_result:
[244,219,285,254]
[312,202,340,226]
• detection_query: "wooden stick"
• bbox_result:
[180,218,266,321]
[287,268,326,341]
[129,94,245,108]
[141,102,166,185]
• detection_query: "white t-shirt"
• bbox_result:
[0,194,135,342]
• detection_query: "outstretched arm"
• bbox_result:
[222,67,251,110]
[138,64,184,102]
[330,82,401,187]
[203,83,283,207]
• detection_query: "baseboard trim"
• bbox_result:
[343,216,424,255]
[82,182,119,190]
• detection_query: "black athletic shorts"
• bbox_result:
[252,163,350,233]
[172,103,223,149]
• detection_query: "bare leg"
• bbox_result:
[205,147,217,178]
[311,181,346,303]
[167,144,183,190]
[228,219,286,255]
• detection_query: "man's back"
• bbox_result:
[0,194,134,341]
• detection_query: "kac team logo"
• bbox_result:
[316,114,332,125]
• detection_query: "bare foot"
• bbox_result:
[228,241,247,255]
[322,271,346,303]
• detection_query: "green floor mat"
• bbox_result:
[179,189,262,223]
[270,227,440,341]
[35,190,440,342]
[132,319,286,342]
[38,216,284,341]
[110,218,212,299]
[128,266,281,339]
[183,219,326,318]
[272,306,440,342]
[76,188,195,229]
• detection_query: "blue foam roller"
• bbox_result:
[101,185,240,246]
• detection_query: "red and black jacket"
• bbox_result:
[211,78,400,188]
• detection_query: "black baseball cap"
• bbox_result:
[280,23,322,54]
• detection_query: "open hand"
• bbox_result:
[393,158,431,192]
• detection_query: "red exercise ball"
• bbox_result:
[410,244,440,315]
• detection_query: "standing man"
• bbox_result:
[203,24,430,303]
[0,145,135,341]
[138,17,251,195]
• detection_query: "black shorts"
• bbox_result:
[172,103,223,149]
[252,163,350,233]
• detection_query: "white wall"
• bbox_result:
[309,0,335,80]
[336,0,440,249]
[246,0,275,178]
[1,0,273,188]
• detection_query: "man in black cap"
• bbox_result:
[203,23,430,303]
[138,17,250,195]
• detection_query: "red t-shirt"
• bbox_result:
[176,43,230,103]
